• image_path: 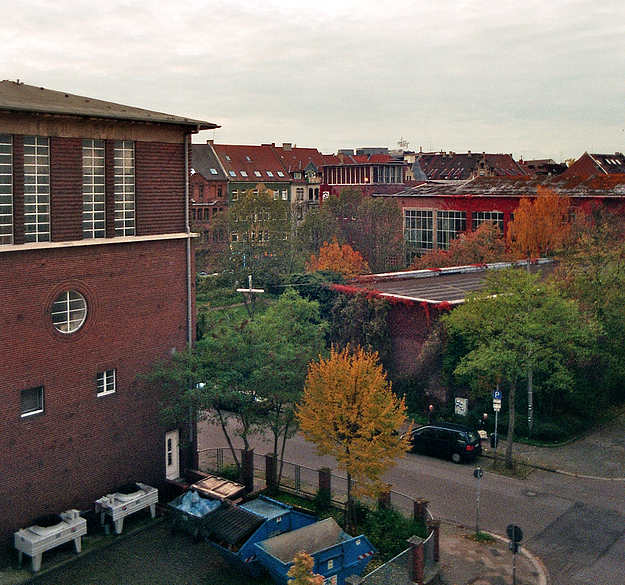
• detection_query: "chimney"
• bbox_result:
[283,143,292,151]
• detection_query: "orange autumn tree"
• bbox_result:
[306,238,369,278]
[296,346,409,530]
[287,551,324,585]
[507,186,571,258]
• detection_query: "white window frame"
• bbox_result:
[114,141,135,236]
[21,386,44,418]
[97,369,116,397]
[0,134,13,244]
[23,136,51,243]
[51,290,88,334]
[83,139,106,239]
[405,209,433,251]
[437,210,466,250]
[473,211,504,233]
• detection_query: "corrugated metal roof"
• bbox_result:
[205,504,265,546]
[349,261,554,304]
[0,80,218,131]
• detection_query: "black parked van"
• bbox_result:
[406,422,482,463]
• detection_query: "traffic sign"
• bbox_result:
[493,389,502,401]
[506,524,523,543]
[493,401,501,412]
[473,467,484,479]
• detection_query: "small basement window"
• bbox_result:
[21,386,44,417]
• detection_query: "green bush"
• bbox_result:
[218,463,240,482]
[313,487,332,512]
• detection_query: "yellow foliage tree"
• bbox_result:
[507,186,571,258]
[296,346,409,530]
[306,238,369,278]
[287,551,324,585]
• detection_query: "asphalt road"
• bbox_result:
[197,417,625,585]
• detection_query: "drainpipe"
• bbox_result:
[184,132,198,469]
[184,133,193,348]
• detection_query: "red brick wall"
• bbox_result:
[0,239,190,540]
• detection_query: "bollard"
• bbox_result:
[427,519,441,562]
[407,535,425,585]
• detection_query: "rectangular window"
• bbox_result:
[23,136,50,243]
[83,139,106,238]
[0,134,13,244]
[97,369,116,397]
[404,209,433,251]
[437,210,466,250]
[232,189,239,201]
[21,386,44,417]
[114,141,135,236]
[281,189,288,200]
[473,211,504,233]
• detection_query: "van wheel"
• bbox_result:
[451,452,462,464]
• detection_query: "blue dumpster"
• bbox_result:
[254,517,377,585]
[200,495,317,576]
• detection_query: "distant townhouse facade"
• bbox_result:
[320,150,407,198]
[0,81,216,547]
[412,151,529,181]
[190,142,229,270]
[270,143,326,223]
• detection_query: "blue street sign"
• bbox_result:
[494,390,502,401]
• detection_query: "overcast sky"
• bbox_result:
[3,0,624,161]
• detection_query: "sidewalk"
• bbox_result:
[437,521,548,585]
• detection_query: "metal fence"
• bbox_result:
[198,447,424,518]
[360,548,411,585]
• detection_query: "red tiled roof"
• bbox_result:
[212,144,290,182]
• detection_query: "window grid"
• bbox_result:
[23,136,51,243]
[21,386,44,417]
[51,290,88,334]
[437,210,466,250]
[0,134,13,244]
[473,211,504,234]
[97,369,116,396]
[404,209,433,250]
[114,141,135,236]
[83,139,106,238]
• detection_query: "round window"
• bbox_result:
[50,290,88,334]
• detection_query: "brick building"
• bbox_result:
[0,81,216,547]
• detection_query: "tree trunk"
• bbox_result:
[216,408,242,475]
[505,379,516,469]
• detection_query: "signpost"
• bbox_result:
[492,386,502,464]
[473,467,483,535]
[506,524,523,585]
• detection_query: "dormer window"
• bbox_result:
[254,171,262,177]
[241,171,248,177]
[210,168,218,175]
[229,170,237,177]
[277,171,285,177]
[246,156,252,162]
[266,171,274,177]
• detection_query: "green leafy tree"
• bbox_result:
[154,290,327,481]
[555,207,625,403]
[222,188,295,291]
[442,269,600,467]
[296,346,409,530]
[250,289,328,485]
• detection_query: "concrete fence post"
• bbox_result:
[265,452,277,491]
[407,535,425,585]
[318,467,331,494]
[414,497,429,524]
[377,484,392,510]
[427,519,441,562]
[242,448,254,493]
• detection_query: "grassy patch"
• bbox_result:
[465,531,496,544]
